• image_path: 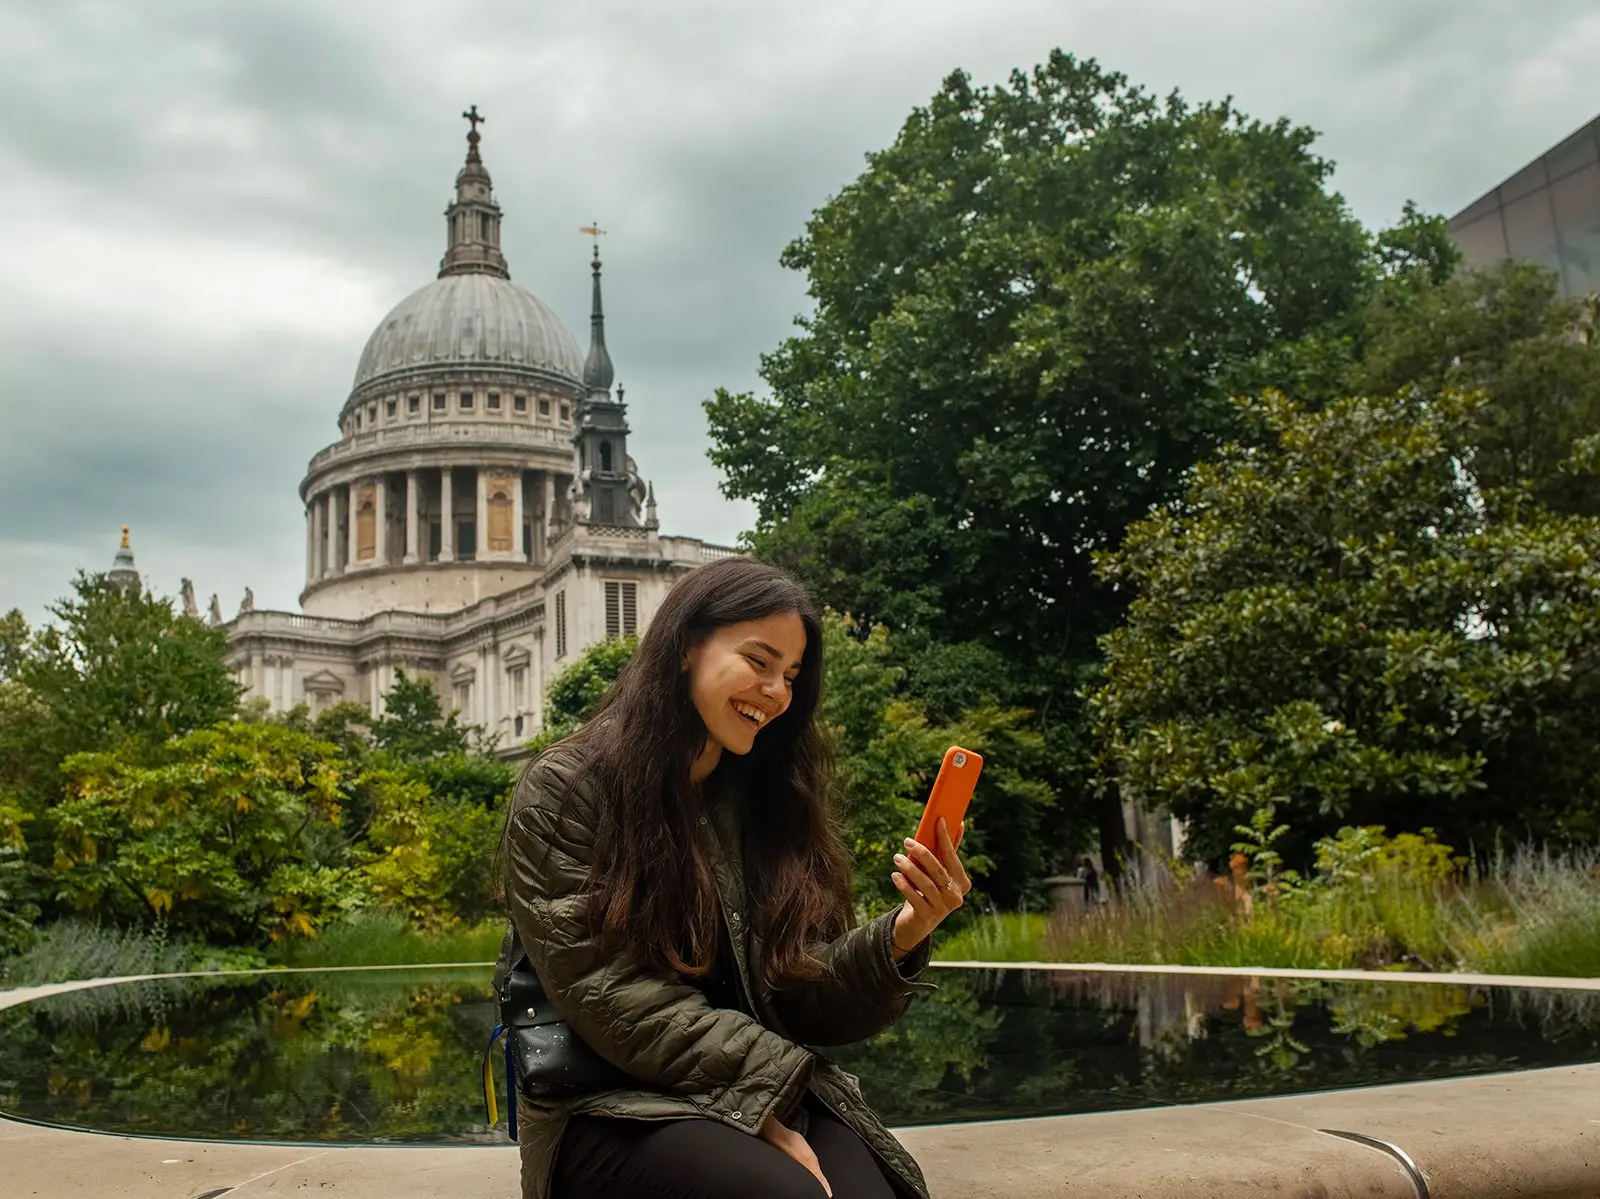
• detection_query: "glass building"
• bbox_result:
[1448,114,1600,297]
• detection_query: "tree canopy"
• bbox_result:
[1090,389,1600,864]
[705,51,1383,866]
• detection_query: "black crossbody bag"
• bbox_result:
[483,949,629,1141]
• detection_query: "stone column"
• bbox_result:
[531,630,545,732]
[304,505,315,582]
[374,475,388,565]
[310,496,324,581]
[404,470,420,564]
[511,469,525,562]
[250,650,264,700]
[325,491,339,578]
[476,467,489,560]
[346,481,359,569]
[542,472,556,546]
[440,467,455,562]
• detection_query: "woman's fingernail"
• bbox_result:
[893,854,907,865]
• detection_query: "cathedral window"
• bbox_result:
[433,392,446,412]
[459,392,475,411]
[597,489,615,523]
[604,581,638,639]
[555,591,568,658]
[487,392,501,411]
[408,394,420,414]
[368,404,377,425]
[560,403,570,422]
[386,399,397,419]
[599,441,613,472]
[514,395,527,413]
[539,397,551,417]
[511,666,527,711]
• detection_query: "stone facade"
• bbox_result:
[223,114,736,748]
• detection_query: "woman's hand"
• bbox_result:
[759,1113,832,1196]
[890,818,972,959]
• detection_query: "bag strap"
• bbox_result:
[482,1023,519,1143]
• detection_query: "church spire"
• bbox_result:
[439,105,510,280]
[581,233,615,394]
[107,525,140,592]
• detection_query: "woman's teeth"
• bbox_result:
[732,701,767,728]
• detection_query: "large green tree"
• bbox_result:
[0,574,241,941]
[1353,260,1600,517]
[1090,389,1600,864]
[705,52,1378,872]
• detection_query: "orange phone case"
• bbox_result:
[912,746,984,852]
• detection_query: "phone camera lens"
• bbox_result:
[953,752,967,768]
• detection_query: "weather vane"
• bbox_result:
[579,221,606,239]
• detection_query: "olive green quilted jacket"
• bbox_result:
[497,748,937,1199]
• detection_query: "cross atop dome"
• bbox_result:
[462,104,485,161]
[439,105,510,280]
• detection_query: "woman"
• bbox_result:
[499,557,971,1199]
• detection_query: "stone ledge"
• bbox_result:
[5,1064,1595,1196]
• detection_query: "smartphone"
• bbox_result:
[912,745,984,853]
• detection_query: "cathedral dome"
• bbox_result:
[351,273,583,393]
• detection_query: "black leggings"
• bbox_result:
[552,1103,898,1199]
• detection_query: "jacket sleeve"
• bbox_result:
[504,755,815,1134]
[768,908,937,1047]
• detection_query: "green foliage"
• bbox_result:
[0,794,38,956]
[52,722,382,942]
[1231,804,1297,889]
[1354,260,1600,517]
[969,826,1600,979]
[1091,388,1600,862]
[362,783,505,928]
[268,910,506,969]
[1455,848,1600,979]
[370,669,474,759]
[0,575,242,943]
[0,919,266,986]
[526,635,638,754]
[820,616,949,908]
[704,52,1383,870]
[13,573,240,768]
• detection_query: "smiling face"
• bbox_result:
[685,611,806,766]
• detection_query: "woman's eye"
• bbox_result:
[745,654,766,670]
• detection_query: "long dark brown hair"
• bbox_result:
[527,557,853,991]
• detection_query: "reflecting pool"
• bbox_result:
[2,966,1598,1144]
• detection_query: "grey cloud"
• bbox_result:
[3,0,1599,625]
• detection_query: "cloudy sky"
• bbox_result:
[2,0,1597,624]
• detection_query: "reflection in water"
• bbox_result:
[1,967,1597,1143]
[828,969,1600,1126]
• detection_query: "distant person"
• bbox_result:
[1075,855,1101,906]
[497,557,970,1199]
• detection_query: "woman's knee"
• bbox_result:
[553,1115,831,1199]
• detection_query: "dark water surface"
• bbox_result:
[2,966,1597,1144]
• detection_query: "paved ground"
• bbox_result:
[5,966,1599,1197]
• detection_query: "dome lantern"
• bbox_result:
[439,105,510,281]
[107,526,140,592]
